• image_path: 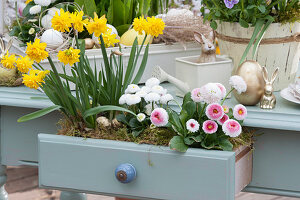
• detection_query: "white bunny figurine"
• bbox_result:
[194,30,216,63]
[260,66,279,109]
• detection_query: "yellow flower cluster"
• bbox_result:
[133,16,165,37]
[26,39,48,63]
[51,9,92,33]
[57,47,81,66]
[25,0,32,4]
[0,53,34,74]
[86,13,108,37]
[22,70,50,89]
[99,29,120,48]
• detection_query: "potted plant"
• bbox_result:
[5,0,202,83]
[201,0,300,91]
[3,10,253,199]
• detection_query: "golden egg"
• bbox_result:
[84,38,95,49]
[233,60,265,106]
[120,29,152,46]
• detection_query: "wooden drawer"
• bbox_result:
[38,134,252,200]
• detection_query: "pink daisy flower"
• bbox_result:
[222,105,229,113]
[222,119,242,137]
[186,119,200,133]
[233,104,247,120]
[150,108,169,127]
[215,83,227,98]
[202,120,218,134]
[217,114,229,125]
[205,103,224,120]
[191,88,202,102]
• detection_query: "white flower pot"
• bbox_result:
[216,22,300,91]
[175,55,233,95]
[7,37,202,84]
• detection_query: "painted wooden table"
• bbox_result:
[0,85,300,200]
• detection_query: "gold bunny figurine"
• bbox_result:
[260,66,279,109]
[0,37,13,59]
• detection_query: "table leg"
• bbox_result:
[60,191,87,200]
[0,165,8,200]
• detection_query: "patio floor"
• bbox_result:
[6,166,300,200]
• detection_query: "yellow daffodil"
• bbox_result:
[16,55,34,73]
[145,16,165,37]
[57,47,80,66]
[86,13,108,37]
[70,10,89,32]
[99,28,120,48]
[51,9,72,33]
[22,69,49,89]
[25,0,33,4]
[26,39,49,63]
[133,16,148,35]
[0,53,16,69]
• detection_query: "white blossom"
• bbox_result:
[229,75,247,94]
[137,113,146,122]
[200,83,222,104]
[119,94,128,105]
[125,94,141,106]
[125,84,140,94]
[160,94,174,104]
[151,85,166,95]
[145,77,160,88]
[34,0,51,7]
[29,5,42,15]
[145,92,160,103]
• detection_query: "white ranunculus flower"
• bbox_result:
[29,5,42,15]
[119,94,128,105]
[126,94,141,106]
[200,83,222,104]
[145,77,160,88]
[136,90,147,98]
[229,75,247,94]
[125,84,140,94]
[160,94,174,104]
[141,86,151,94]
[137,113,146,122]
[144,92,160,103]
[34,0,51,7]
[151,85,166,95]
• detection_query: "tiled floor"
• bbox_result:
[6,166,300,200]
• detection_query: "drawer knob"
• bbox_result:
[115,163,136,183]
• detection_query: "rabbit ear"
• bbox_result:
[194,31,204,44]
[271,67,279,84]
[6,39,13,52]
[0,38,4,52]
[209,30,215,40]
[262,66,269,83]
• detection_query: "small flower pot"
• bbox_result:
[175,55,233,95]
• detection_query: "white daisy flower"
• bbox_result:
[125,84,140,94]
[229,75,247,94]
[119,94,128,105]
[151,85,166,95]
[141,86,151,94]
[145,103,158,115]
[137,113,146,122]
[34,0,51,7]
[186,119,200,133]
[136,90,147,98]
[200,83,222,104]
[145,92,160,103]
[126,94,141,106]
[29,5,42,15]
[145,77,160,88]
[160,94,174,104]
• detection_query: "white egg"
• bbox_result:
[40,29,64,49]
[41,14,53,30]
[92,24,118,44]
[48,7,60,16]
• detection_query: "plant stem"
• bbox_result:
[14,2,23,34]
[221,88,234,105]
[170,99,182,110]
[198,103,207,121]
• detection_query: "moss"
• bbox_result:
[230,127,254,150]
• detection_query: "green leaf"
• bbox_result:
[191,135,203,142]
[219,139,233,151]
[75,0,97,17]
[183,101,196,116]
[116,24,131,36]
[116,113,130,126]
[129,117,142,128]
[168,108,184,134]
[238,18,249,28]
[132,128,144,137]
[107,0,126,26]
[210,20,217,30]
[257,5,266,13]
[17,105,62,122]
[169,136,188,152]
[215,11,221,17]
[182,92,192,105]
[133,43,149,84]
[84,105,136,121]
[22,2,35,17]
[184,137,195,145]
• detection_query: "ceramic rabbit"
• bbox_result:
[260,66,279,109]
[0,37,13,59]
[194,30,216,63]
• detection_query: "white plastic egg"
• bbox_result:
[41,14,53,30]
[40,29,64,49]
[92,24,118,44]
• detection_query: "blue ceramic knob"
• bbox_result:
[115,163,136,183]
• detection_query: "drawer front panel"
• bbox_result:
[38,134,235,200]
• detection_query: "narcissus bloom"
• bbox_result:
[22,69,50,89]
[1,53,16,69]
[57,47,80,66]
[16,55,33,73]
[26,39,49,63]
[99,28,120,47]
[86,13,107,37]
[133,16,148,35]
[70,10,89,32]
[146,16,165,37]
[51,9,72,32]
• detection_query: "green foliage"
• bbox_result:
[75,0,97,17]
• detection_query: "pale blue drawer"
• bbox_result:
[38,134,251,200]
